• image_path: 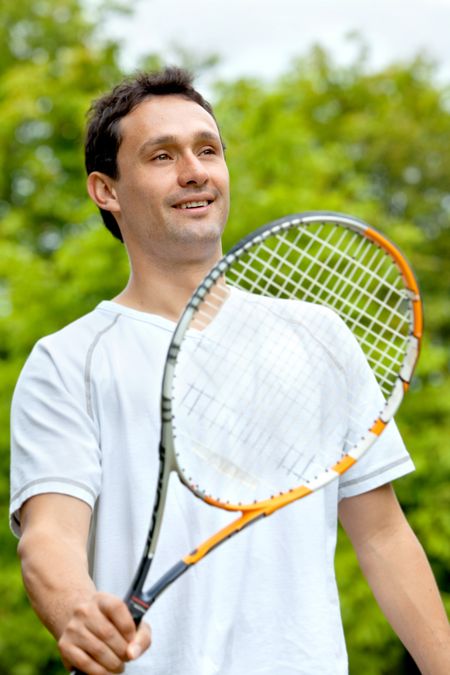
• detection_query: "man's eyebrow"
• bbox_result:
[137,131,223,156]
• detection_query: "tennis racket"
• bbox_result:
[72,211,422,674]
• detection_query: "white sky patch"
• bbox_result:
[104,0,450,86]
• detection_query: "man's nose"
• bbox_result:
[177,153,209,187]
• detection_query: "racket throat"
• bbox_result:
[129,560,191,622]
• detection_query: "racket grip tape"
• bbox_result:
[131,559,190,613]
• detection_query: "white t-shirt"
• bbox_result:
[10,299,414,675]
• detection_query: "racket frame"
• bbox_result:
[126,210,422,620]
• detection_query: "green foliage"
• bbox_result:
[0,0,123,252]
[0,3,449,672]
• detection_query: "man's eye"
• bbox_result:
[201,147,216,156]
[153,153,170,161]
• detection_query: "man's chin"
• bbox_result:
[164,224,223,266]
[172,217,226,243]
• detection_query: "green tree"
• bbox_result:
[0,0,126,251]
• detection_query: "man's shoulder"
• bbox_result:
[37,302,118,352]
[21,303,129,382]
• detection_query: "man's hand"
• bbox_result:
[18,494,152,674]
[58,592,151,674]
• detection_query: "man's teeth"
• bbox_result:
[179,201,209,209]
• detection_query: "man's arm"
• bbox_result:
[18,494,151,675]
[339,483,450,675]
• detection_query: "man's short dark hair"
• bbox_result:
[85,66,217,241]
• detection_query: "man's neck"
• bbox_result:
[113,256,220,322]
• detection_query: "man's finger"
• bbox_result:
[60,636,125,675]
[96,593,137,643]
[127,621,152,661]
[64,596,131,665]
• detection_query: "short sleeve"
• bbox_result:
[338,418,415,500]
[10,339,102,537]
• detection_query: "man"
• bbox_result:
[10,67,450,674]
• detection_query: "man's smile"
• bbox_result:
[171,192,217,213]
[178,200,210,209]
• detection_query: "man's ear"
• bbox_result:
[87,172,120,214]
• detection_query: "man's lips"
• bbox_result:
[176,200,211,210]
[171,193,216,210]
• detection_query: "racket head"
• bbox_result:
[161,211,422,511]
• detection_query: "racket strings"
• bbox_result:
[171,220,413,504]
[235,238,403,341]
[175,300,365,500]
[250,228,406,331]
[177,337,358,500]
[228,226,409,394]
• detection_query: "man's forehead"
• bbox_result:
[119,94,218,144]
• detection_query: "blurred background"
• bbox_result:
[0,0,449,673]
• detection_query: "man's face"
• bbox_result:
[111,95,230,265]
